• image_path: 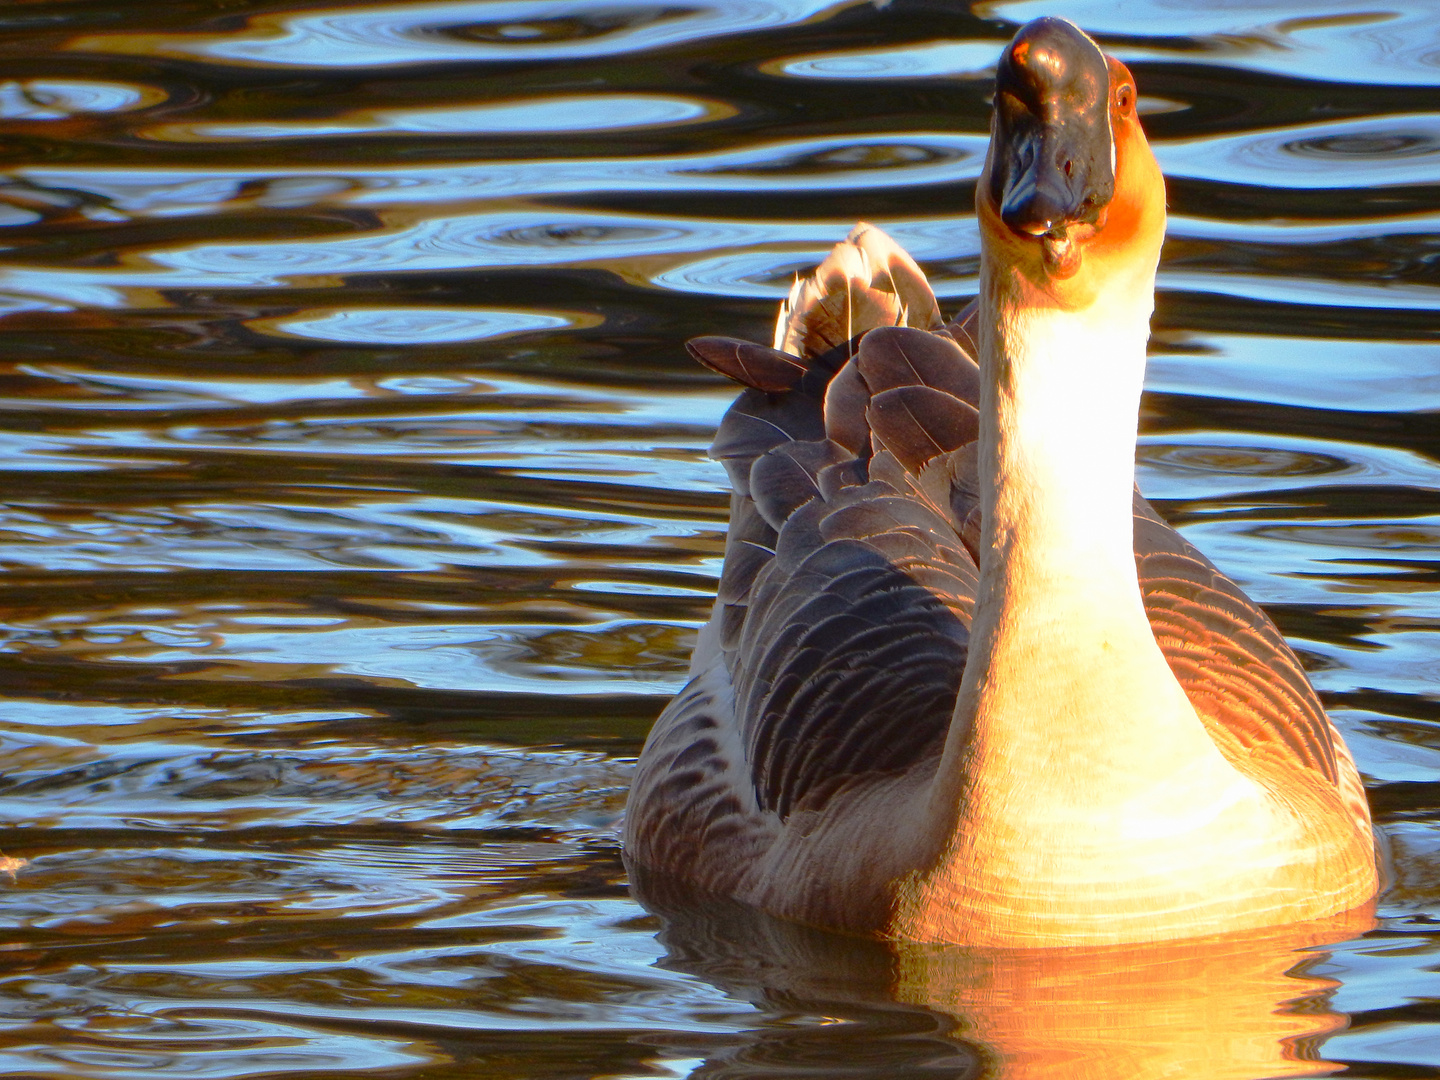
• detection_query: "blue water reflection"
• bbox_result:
[70,0,858,66]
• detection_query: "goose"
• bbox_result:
[623,16,1378,946]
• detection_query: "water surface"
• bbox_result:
[0,0,1437,1077]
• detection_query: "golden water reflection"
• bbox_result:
[641,876,1375,1080]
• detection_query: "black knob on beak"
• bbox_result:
[990,18,1114,237]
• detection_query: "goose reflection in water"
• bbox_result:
[637,869,1371,1079]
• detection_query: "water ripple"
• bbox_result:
[141,211,963,286]
[16,133,986,220]
[70,0,859,67]
[979,0,1440,85]
[254,307,594,344]
[770,38,1006,80]
[1146,334,1440,412]
[0,78,164,118]
[147,93,731,142]
[1157,114,1440,189]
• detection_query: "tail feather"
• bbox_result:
[776,224,943,359]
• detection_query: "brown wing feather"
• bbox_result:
[1132,494,1369,829]
[732,478,977,819]
[688,230,981,821]
[688,337,810,392]
[624,663,775,890]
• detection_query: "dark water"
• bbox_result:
[0,0,1436,1076]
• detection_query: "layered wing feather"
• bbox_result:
[1132,496,1371,828]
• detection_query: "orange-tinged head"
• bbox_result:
[978,18,1166,310]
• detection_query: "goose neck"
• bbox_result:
[931,251,1237,814]
[979,267,1155,579]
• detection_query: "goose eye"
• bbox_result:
[1116,84,1135,114]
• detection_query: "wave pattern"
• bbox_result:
[0,1,1436,1078]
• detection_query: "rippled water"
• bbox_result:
[0,1,1436,1076]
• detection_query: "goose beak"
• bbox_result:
[990,18,1114,275]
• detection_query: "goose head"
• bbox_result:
[978,17,1165,309]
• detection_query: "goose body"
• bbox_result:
[624,17,1378,946]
